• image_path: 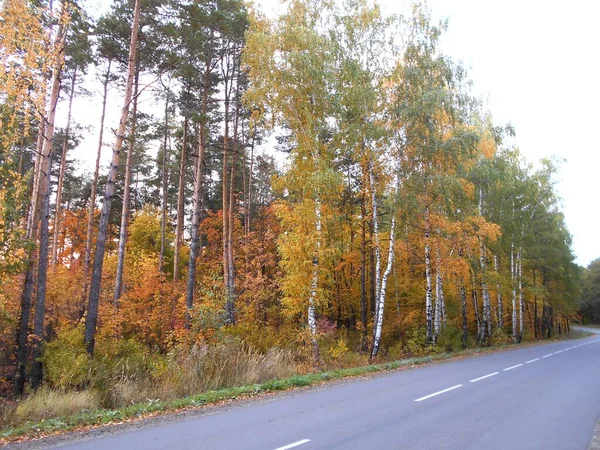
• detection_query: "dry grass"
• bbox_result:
[153,342,297,402]
[14,387,99,423]
[0,340,297,430]
[99,341,297,407]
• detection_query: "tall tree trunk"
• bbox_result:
[185,124,206,325]
[478,190,491,342]
[31,157,52,388]
[424,206,433,345]
[226,81,240,324]
[434,244,444,342]
[14,123,45,395]
[511,241,517,343]
[360,189,367,342]
[51,68,77,267]
[370,214,396,359]
[308,197,322,362]
[460,276,467,348]
[472,281,483,344]
[533,269,538,338]
[245,128,255,237]
[30,2,67,384]
[173,117,188,281]
[185,63,210,325]
[83,58,112,308]
[222,89,232,324]
[84,0,141,356]
[494,254,503,329]
[518,249,524,342]
[17,3,67,391]
[159,82,170,273]
[114,71,139,306]
[369,161,381,315]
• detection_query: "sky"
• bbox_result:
[68,0,600,267]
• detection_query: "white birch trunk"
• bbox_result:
[369,161,381,316]
[424,206,433,345]
[434,244,442,341]
[371,215,396,359]
[511,241,517,343]
[494,254,503,329]
[308,196,322,361]
[478,189,491,341]
[518,249,524,341]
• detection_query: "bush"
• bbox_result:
[490,327,513,346]
[435,325,463,353]
[403,326,434,356]
[41,327,90,389]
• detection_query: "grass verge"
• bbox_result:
[0,333,593,444]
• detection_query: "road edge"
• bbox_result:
[589,419,600,450]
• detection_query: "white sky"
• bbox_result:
[67,0,600,267]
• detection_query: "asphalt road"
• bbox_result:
[51,328,600,450]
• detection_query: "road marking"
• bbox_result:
[414,385,463,402]
[542,354,553,358]
[554,350,563,354]
[503,364,523,371]
[470,372,499,383]
[526,358,540,364]
[274,439,311,450]
[563,348,571,351]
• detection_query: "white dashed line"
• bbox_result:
[526,358,540,364]
[503,364,523,372]
[554,350,563,354]
[542,354,553,358]
[414,385,463,402]
[470,372,499,383]
[274,439,312,450]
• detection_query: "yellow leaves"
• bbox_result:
[478,136,497,159]
[460,178,475,199]
[0,0,51,149]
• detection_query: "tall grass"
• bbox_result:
[14,388,99,423]
[1,340,296,430]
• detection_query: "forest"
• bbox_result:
[0,0,585,428]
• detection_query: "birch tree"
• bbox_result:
[244,0,339,361]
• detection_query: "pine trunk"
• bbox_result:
[185,64,210,325]
[159,84,170,273]
[114,72,139,306]
[31,158,52,388]
[14,123,45,395]
[84,0,141,356]
[173,117,188,281]
[27,5,67,387]
[51,68,77,267]
[83,59,112,307]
